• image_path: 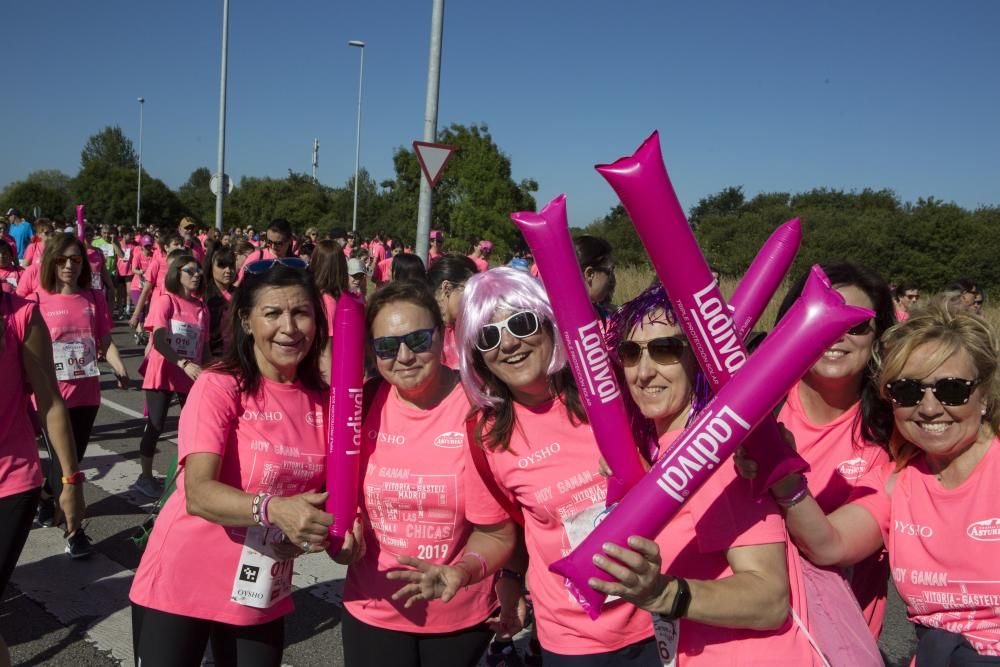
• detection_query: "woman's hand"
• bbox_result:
[488,575,527,639]
[266,492,333,554]
[181,361,201,382]
[59,482,86,534]
[331,517,366,565]
[388,556,469,607]
[587,535,672,613]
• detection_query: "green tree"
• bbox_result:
[177,167,217,226]
[80,125,138,170]
[575,204,650,268]
[0,179,72,220]
[72,161,184,229]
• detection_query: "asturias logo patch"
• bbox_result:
[967,518,1000,542]
[433,431,465,449]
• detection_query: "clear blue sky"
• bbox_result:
[4,1,998,226]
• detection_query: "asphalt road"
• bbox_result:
[3,320,917,666]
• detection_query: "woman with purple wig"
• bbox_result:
[588,282,820,665]
[390,268,662,665]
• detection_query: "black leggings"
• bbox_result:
[0,487,41,594]
[131,603,284,667]
[540,636,659,666]
[139,391,186,458]
[41,404,100,497]
[340,605,493,667]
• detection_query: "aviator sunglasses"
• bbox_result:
[617,336,688,367]
[885,377,980,407]
[244,257,307,275]
[372,328,436,360]
[476,311,540,352]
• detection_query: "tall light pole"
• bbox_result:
[136,97,144,228]
[349,40,365,233]
[215,0,230,232]
[415,0,444,264]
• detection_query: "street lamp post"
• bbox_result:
[215,0,230,232]
[136,97,144,228]
[349,40,365,233]
[415,0,444,264]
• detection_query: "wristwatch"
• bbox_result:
[664,576,691,620]
[61,471,85,485]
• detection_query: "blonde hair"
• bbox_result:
[875,300,1000,468]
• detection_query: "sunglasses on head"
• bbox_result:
[244,257,307,275]
[885,377,980,407]
[476,311,540,352]
[617,336,688,367]
[54,255,84,266]
[371,328,436,360]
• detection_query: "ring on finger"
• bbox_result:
[301,541,310,551]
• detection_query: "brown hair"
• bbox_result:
[310,240,348,300]
[365,279,443,333]
[40,233,91,292]
[34,218,54,234]
[164,253,204,298]
[876,299,1000,468]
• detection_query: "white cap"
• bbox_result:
[347,258,367,276]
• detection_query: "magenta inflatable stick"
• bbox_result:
[550,266,873,618]
[511,196,646,503]
[729,218,801,338]
[325,291,366,553]
[75,204,85,241]
[596,132,804,493]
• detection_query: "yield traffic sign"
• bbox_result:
[413,141,457,188]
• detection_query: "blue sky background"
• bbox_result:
[3,1,998,226]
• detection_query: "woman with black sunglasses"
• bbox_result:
[766,263,896,638]
[389,268,661,665]
[582,282,818,665]
[130,259,336,667]
[742,301,1000,663]
[339,280,515,667]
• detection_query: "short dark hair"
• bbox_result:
[212,263,328,396]
[164,253,203,298]
[427,253,478,293]
[266,218,293,238]
[949,278,979,295]
[366,279,443,334]
[40,233,91,292]
[894,282,918,299]
[203,245,236,303]
[390,253,426,282]
[573,235,612,271]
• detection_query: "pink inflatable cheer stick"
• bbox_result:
[512,196,646,503]
[325,291,367,554]
[596,132,805,494]
[729,218,801,338]
[550,265,873,618]
[75,204,85,241]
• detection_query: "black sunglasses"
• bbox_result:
[476,311,540,352]
[846,319,874,336]
[885,377,980,407]
[617,336,688,367]
[244,257,307,275]
[372,328,436,360]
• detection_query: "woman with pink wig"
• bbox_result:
[390,267,661,665]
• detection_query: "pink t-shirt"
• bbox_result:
[468,255,488,273]
[372,257,394,285]
[778,382,890,635]
[369,242,386,265]
[34,290,112,408]
[850,441,1000,657]
[655,431,818,665]
[86,248,105,290]
[15,262,40,298]
[463,398,654,655]
[344,380,497,632]
[895,309,910,322]
[0,294,43,499]
[142,293,209,393]
[0,266,22,293]
[441,325,459,369]
[428,251,443,267]
[130,249,153,291]
[130,371,328,625]
[116,244,133,277]
[22,241,43,267]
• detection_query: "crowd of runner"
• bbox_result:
[1,206,998,666]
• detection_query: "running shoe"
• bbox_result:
[36,496,56,527]
[65,527,94,560]
[132,475,163,500]
[486,640,524,667]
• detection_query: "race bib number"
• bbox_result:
[90,272,103,290]
[5,276,16,288]
[652,613,680,667]
[122,248,132,262]
[230,526,293,609]
[52,339,99,381]
[169,319,202,360]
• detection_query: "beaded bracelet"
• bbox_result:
[251,492,271,527]
[772,475,810,509]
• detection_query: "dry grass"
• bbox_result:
[612,265,1000,332]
